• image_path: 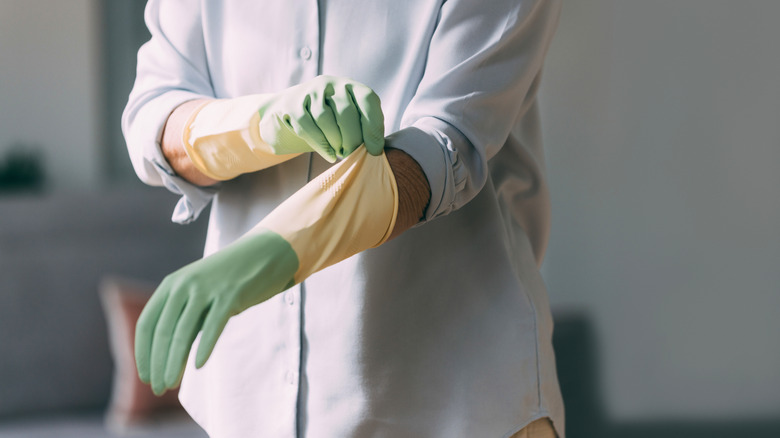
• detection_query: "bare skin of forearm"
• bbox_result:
[385,148,430,240]
[160,99,218,187]
[161,101,430,238]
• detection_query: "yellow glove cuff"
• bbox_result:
[252,146,398,283]
[181,96,301,181]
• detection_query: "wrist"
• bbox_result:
[161,99,219,186]
[385,148,431,240]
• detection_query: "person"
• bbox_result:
[122,0,564,437]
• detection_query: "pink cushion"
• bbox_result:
[99,276,184,430]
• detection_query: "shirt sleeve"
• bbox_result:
[121,0,217,224]
[385,0,562,223]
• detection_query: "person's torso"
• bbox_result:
[178,1,564,437]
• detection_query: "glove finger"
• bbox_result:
[163,296,209,389]
[194,299,232,369]
[308,89,343,155]
[348,83,385,155]
[327,86,363,157]
[149,289,188,395]
[134,285,170,384]
[290,109,338,163]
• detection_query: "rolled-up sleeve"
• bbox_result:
[386,0,562,222]
[121,0,217,224]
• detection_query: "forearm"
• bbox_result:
[160,99,218,187]
[385,148,430,240]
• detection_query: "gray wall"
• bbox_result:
[0,0,102,190]
[539,0,780,421]
[101,0,151,184]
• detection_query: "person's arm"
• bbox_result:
[168,76,386,182]
[385,0,562,263]
[122,0,217,224]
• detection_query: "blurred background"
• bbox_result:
[0,0,778,437]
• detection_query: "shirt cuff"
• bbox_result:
[385,118,469,224]
[129,90,218,224]
[150,143,218,225]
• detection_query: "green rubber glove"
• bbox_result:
[257,75,385,161]
[134,230,299,395]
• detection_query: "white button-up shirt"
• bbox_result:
[123,0,564,437]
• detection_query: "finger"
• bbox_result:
[164,297,209,389]
[308,87,343,154]
[134,285,170,384]
[327,85,363,157]
[290,99,337,163]
[195,300,232,369]
[149,290,188,395]
[348,83,385,155]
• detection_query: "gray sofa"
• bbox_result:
[0,188,209,437]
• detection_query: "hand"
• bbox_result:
[134,230,298,395]
[258,75,385,162]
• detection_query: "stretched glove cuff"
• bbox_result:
[251,146,398,283]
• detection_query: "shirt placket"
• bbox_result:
[282,284,302,438]
[286,2,320,437]
[290,0,320,85]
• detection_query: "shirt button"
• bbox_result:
[284,291,295,306]
[299,46,312,60]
